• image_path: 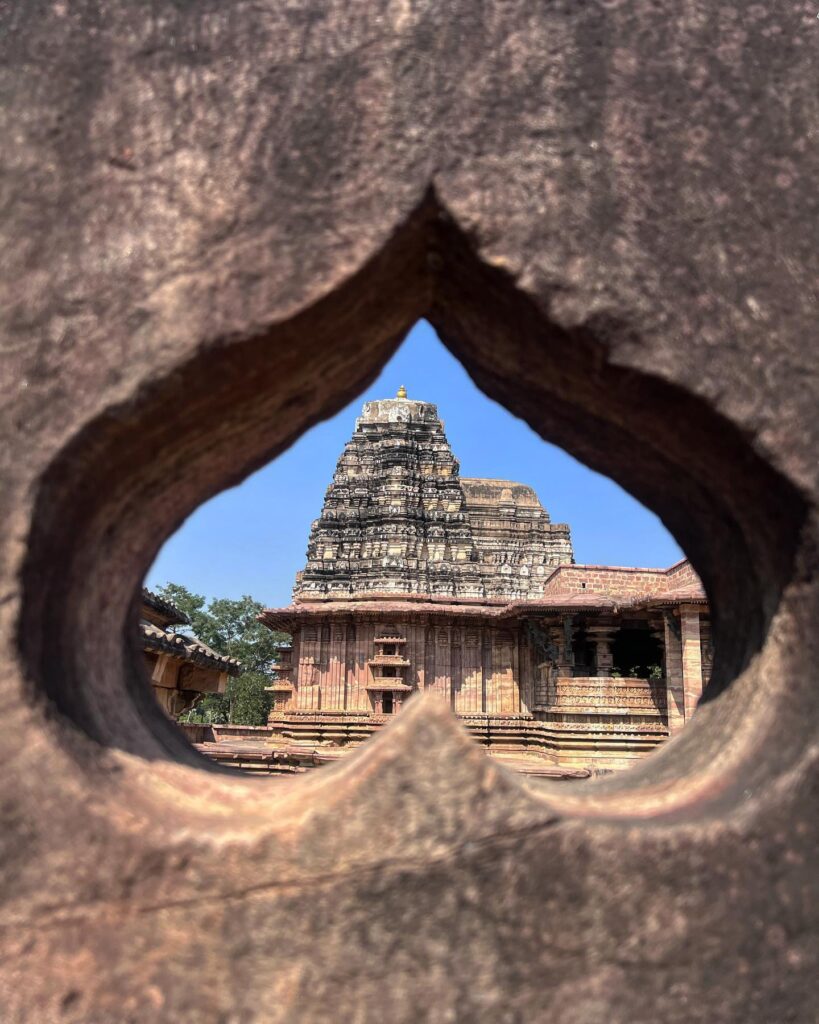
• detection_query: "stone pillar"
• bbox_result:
[450,627,463,712]
[349,621,372,712]
[681,605,704,721]
[535,660,558,709]
[491,632,515,715]
[149,654,180,716]
[297,630,320,710]
[663,611,685,735]
[649,619,667,713]
[150,653,171,686]
[152,684,173,714]
[548,616,575,677]
[458,629,482,715]
[699,617,713,689]
[326,625,345,710]
[649,620,666,674]
[344,625,356,710]
[434,626,450,702]
[534,661,549,707]
[511,631,524,714]
[481,633,491,713]
[586,622,617,678]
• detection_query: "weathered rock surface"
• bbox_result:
[0,1,816,1022]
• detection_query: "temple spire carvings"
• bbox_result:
[295,395,573,600]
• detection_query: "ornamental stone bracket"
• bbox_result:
[0,2,816,1022]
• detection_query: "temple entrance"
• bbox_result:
[382,693,394,715]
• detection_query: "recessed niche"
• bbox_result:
[141,321,710,781]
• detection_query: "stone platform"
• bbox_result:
[184,722,600,779]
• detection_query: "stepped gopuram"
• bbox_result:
[237,388,714,778]
[293,388,574,602]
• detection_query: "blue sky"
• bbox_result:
[146,321,683,607]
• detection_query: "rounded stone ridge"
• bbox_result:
[460,478,542,508]
[358,397,439,425]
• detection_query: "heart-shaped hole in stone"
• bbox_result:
[17,196,808,818]
[144,320,707,783]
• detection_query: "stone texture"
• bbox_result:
[460,477,574,597]
[0,1,816,1022]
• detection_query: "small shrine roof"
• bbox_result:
[141,588,190,627]
[140,621,242,675]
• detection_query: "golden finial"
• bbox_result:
[396,384,407,399]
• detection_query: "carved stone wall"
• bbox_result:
[460,477,574,596]
[284,616,532,715]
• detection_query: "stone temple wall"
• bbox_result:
[460,478,573,597]
[542,565,670,596]
[288,617,534,716]
[295,395,573,600]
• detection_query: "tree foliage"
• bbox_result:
[155,583,289,726]
[226,671,274,726]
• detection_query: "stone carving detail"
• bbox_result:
[295,394,573,600]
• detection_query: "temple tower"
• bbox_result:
[262,389,709,774]
[294,388,573,600]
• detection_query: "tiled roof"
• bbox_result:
[141,588,190,627]
[140,621,242,674]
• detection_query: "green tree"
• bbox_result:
[152,583,212,640]
[179,692,230,725]
[225,671,274,726]
[155,583,290,726]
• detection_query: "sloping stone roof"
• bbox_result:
[140,620,242,674]
[141,587,190,627]
[259,592,619,631]
[629,581,708,608]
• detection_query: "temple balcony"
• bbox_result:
[365,679,413,692]
[367,655,411,667]
[540,675,667,716]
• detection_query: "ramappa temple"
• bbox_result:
[198,389,712,778]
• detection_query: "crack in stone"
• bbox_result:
[0,816,562,938]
